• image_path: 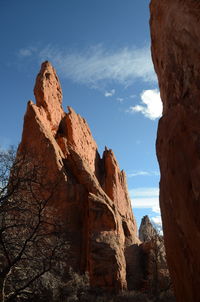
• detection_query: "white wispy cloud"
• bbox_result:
[130,186,162,233]
[104,89,115,97]
[129,89,162,120]
[151,216,163,234]
[130,187,160,213]
[130,94,136,99]
[18,47,37,57]
[130,187,159,197]
[132,198,160,213]
[151,216,162,226]
[128,171,150,177]
[128,170,160,177]
[36,44,156,87]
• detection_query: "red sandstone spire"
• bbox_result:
[17,61,139,291]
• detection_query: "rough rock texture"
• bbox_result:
[17,61,139,291]
[138,217,172,297]
[139,215,157,242]
[141,236,172,298]
[150,1,200,301]
[124,216,172,296]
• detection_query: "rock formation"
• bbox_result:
[141,236,172,298]
[139,215,157,242]
[17,61,139,292]
[139,216,172,298]
[150,1,200,301]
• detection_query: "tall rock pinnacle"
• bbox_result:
[139,216,157,242]
[150,1,200,301]
[34,61,64,133]
[17,61,139,291]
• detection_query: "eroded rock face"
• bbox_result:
[141,236,172,298]
[139,215,157,243]
[18,61,139,291]
[138,216,172,297]
[150,1,200,301]
[125,216,172,295]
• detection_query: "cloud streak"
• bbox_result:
[18,47,37,57]
[130,187,160,213]
[104,89,115,97]
[128,170,160,177]
[32,44,157,87]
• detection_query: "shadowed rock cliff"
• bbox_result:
[138,216,173,298]
[17,61,139,292]
[150,1,200,301]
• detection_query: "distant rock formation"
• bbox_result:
[17,61,139,292]
[150,0,200,301]
[139,215,157,242]
[139,216,172,297]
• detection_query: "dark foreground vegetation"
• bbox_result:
[52,269,175,302]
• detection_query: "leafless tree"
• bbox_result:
[145,232,173,302]
[0,147,68,302]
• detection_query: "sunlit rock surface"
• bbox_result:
[18,61,139,291]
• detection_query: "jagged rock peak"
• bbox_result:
[17,61,139,292]
[34,61,62,106]
[139,215,157,242]
[33,61,64,132]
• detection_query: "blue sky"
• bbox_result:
[0,0,162,231]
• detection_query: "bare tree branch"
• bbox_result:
[0,146,68,302]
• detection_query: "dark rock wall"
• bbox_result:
[150,1,200,301]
